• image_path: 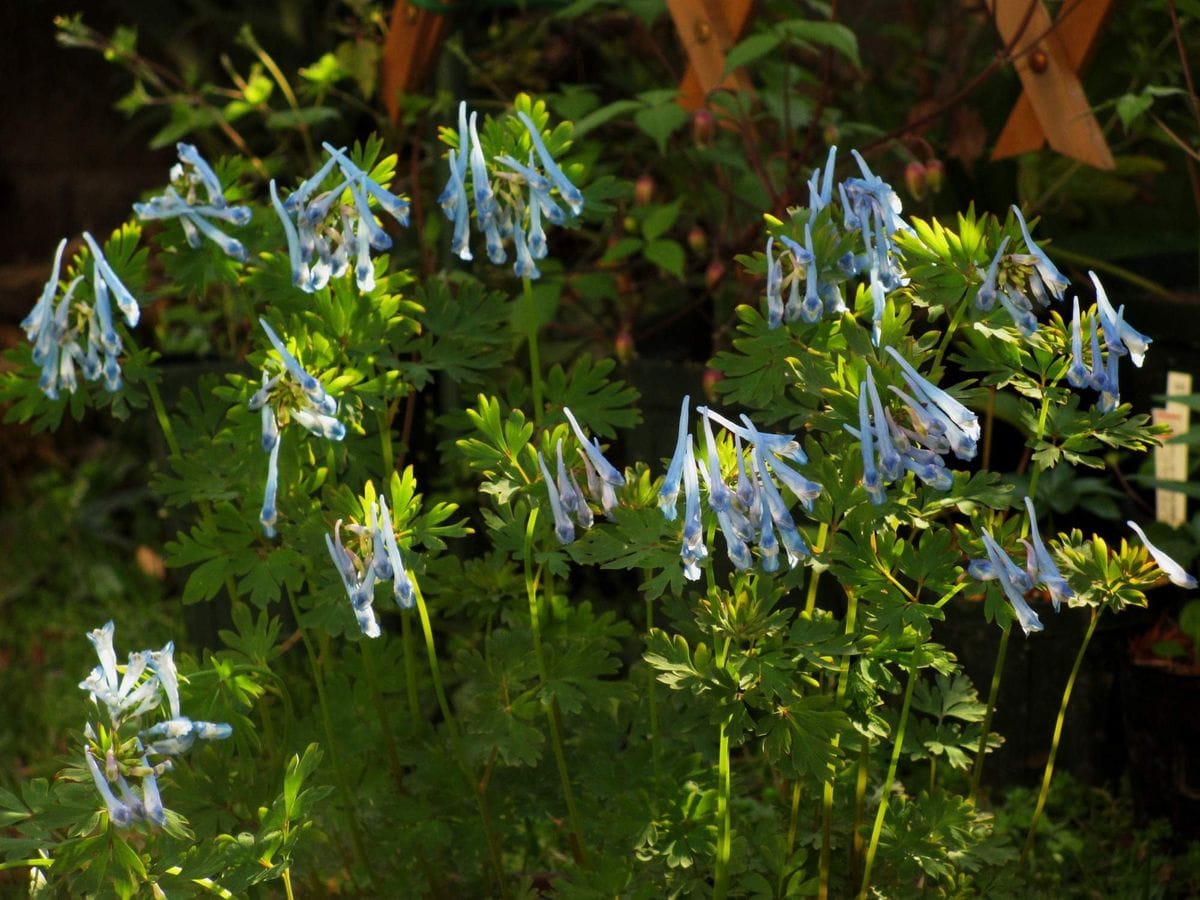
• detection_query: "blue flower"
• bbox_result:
[563,407,625,488]
[808,144,837,215]
[680,439,707,580]
[327,520,381,636]
[138,755,167,826]
[1011,205,1069,300]
[975,236,1010,310]
[974,529,1044,636]
[765,236,784,328]
[517,110,584,216]
[378,496,415,608]
[697,406,807,464]
[884,346,979,459]
[1127,520,1198,589]
[1066,296,1088,388]
[134,144,251,260]
[657,395,691,519]
[537,449,576,545]
[1090,271,1150,367]
[1024,496,1074,610]
[85,745,134,828]
[849,379,886,505]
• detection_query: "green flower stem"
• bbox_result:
[804,522,830,616]
[522,276,544,425]
[714,722,733,900]
[971,389,1055,803]
[401,610,422,735]
[359,638,405,792]
[851,743,870,879]
[858,656,918,900]
[411,580,509,896]
[779,780,803,897]
[931,290,970,372]
[1022,607,1102,863]
[523,509,587,864]
[285,589,376,893]
[820,588,858,900]
[378,406,395,476]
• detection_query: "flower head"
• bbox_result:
[133,143,252,260]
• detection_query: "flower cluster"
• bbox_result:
[537,407,626,544]
[249,318,346,537]
[326,495,416,638]
[438,101,583,279]
[763,146,908,341]
[133,142,252,260]
[79,621,232,828]
[967,497,1074,636]
[657,399,822,579]
[21,233,140,399]
[973,206,1071,338]
[271,142,410,293]
[1064,271,1152,412]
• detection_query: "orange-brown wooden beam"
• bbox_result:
[667,0,757,111]
[988,0,1114,169]
[381,0,454,123]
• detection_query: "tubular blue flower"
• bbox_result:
[701,413,732,513]
[354,214,376,292]
[850,380,886,505]
[765,237,784,328]
[1011,205,1069,300]
[975,236,1010,310]
[1024,496,1073,611]
[176,143,226,207]
[270,179,309,287]
[512,217,540,279]
[468,110,498,220]
[20,238,66,343]
[260,435,281,538]
[138,757,167,826]
[1097,340,1121,413]
[800,223,822,323]
[658,396,691,519]
[378,497,415,608]
[367,501,394,581]
[85,746,133,828]
[1090,270,1150,367]
[997,288,1038,336]
[82,232,140,328]
[537,450,576,544]
[978,529,1044,636]
[323,142,411,226]
[181,210,247,261]
[698,406,807,464]
[1066,296,1088,388]
[563,407,624,487]
[866,366,901,481]
[114,768,146,822]
[517,110,584,216]
[1127,520,1198,588]
[259,318,320,398]
[680,440,707,581]
[743,415,809,566]
[1087,313,1110,394]
[146,646,179,725]
[808,144,837,214]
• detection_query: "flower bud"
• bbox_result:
[692,109,715,146]
[633,175,655,207]
[702,367,723,403]
[687,226,707,255]
[614,328,635,364]
[904,161,927,201]
[925,159,945,194]
[705,259,726,291]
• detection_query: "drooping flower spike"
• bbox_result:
[1089,270,1150,367]
[438,100,584,278]
[1023,496,1074,611]
[976,529,1044,636]
[658,395,691,520]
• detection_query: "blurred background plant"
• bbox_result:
[3,0,1200,895]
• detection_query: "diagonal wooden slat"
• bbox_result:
[667,0,756,110]
[988,0,1114,169]
[381,0,453,123]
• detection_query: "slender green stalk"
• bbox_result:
[1021,608,1102,863]
[804,522,830,616]
[931,291,970,371]
[858,658,918,900]
[820,588,858,900]
[378,407,395,476]
[969,626,1010,803]
[521,276,544,424]
[522,509,586,863]
[971,390,1054,803]
[359,638,404,791]
[282,867,296,900]
[412,580,509,896]
[713,722,733,900]
[285,589,375,892]
[401,610,422,735]
[851,743,870,880]
[778,780,803,897]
